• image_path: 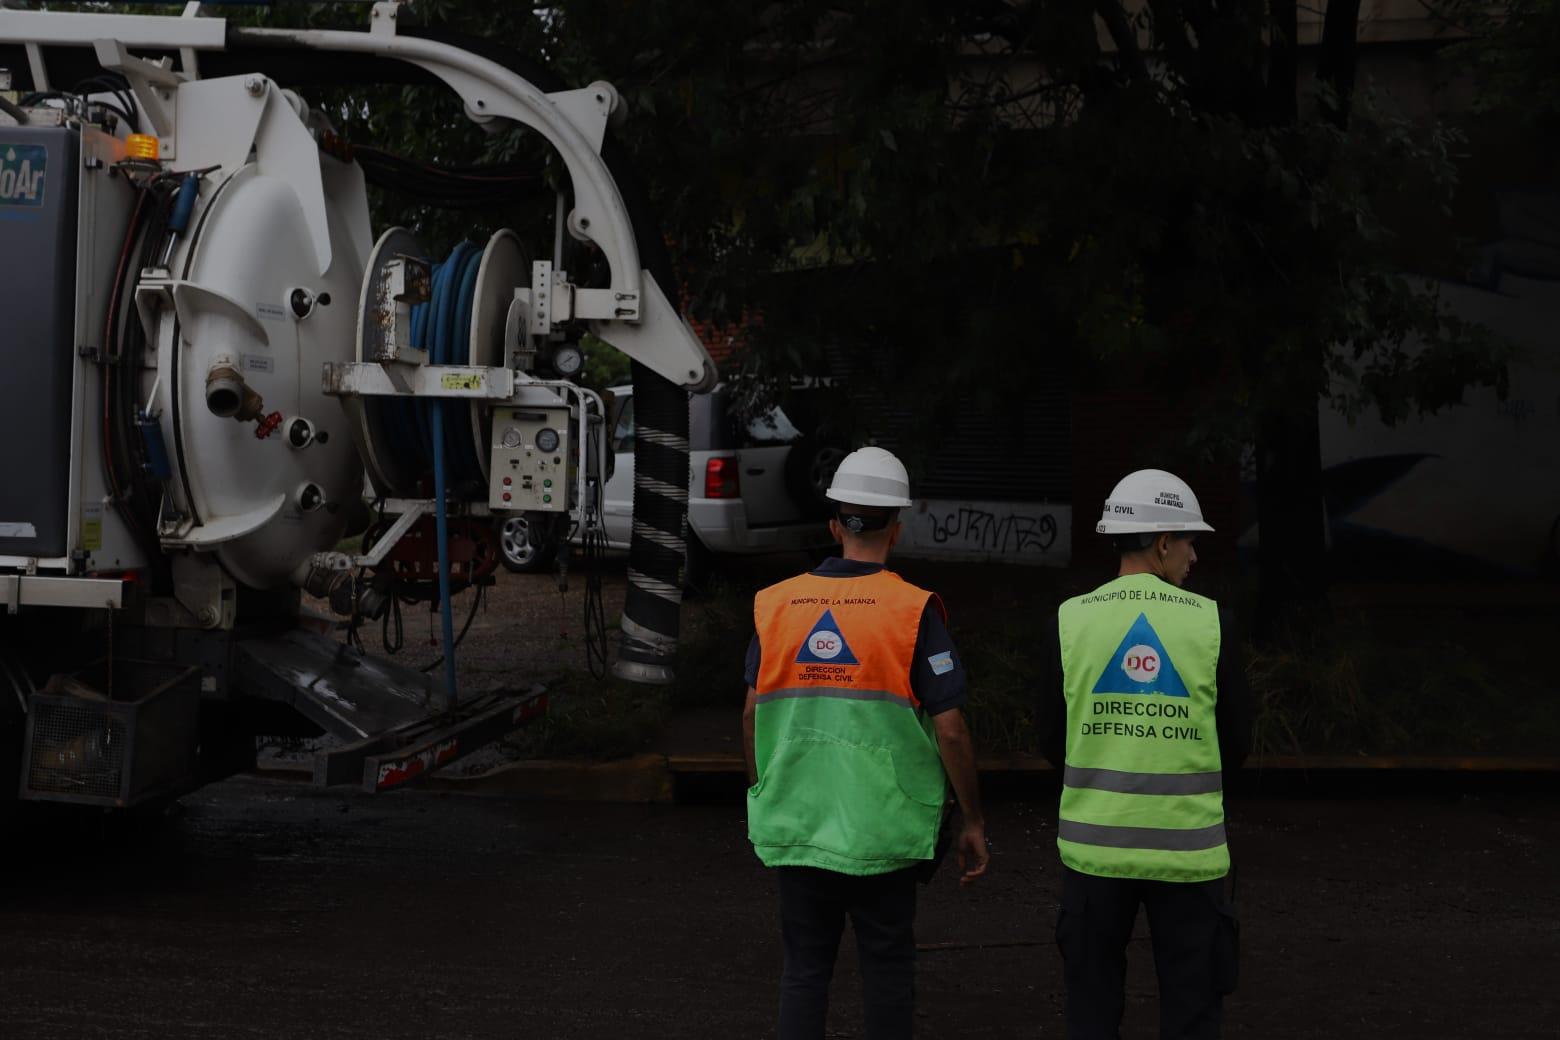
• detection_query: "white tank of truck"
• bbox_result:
[0,3,713,806]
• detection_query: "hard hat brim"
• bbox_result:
[826,488,913,508]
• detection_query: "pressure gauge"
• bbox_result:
[552,344,585,378]
[535,427,561,453]
[501,427,523,449]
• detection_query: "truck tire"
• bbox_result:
[785,434,849,520]
[499,515,558,574]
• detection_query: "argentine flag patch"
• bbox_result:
[927,651,955,676]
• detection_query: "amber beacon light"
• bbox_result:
[124,134,160,161]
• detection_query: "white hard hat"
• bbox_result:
[826,447,913,508]
[1095,468,1215,535]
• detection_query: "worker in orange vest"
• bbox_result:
[744,446,989,1039]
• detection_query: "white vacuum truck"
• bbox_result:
[0,4,712,805]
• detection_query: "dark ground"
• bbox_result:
[0,779,1554,1039]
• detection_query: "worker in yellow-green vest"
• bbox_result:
[1039,469,1253,1040]
[744,446,989,1040]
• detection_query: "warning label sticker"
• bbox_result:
[441,372,485,391]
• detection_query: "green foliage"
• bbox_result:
[226,3,562,254]
[1249,607,1560,756]
[521,671,671,759]
[1433,0,1560,128]
[578,333,632,394]
[129,0,1506,462]
[534,0,1507,455]
[669,575,756,710]
[952,612,1048,755]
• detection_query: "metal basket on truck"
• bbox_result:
[22,659,199,808]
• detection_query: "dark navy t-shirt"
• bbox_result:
[744,558,968,716]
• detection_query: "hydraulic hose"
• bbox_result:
[430,399,458,706]
[370,241,489,497]
[408,241,489,706]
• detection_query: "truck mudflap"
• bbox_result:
[234,629,545,791]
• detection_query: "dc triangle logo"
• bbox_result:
[1091,613,1190,697]
[796,609,859,665]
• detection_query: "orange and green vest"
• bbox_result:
[747,569,948,876]
[1057,573,1229,882]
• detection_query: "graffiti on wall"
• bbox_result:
[900,500,1072,565]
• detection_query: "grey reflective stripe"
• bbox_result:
[754,687,912,707]
[1103,500,1196,526]
[1065,765,1223,796]
[832,473,909,498]
[1058,819,1227,852]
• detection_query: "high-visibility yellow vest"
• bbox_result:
[1057,573,1229,882]
[747,570,947,875]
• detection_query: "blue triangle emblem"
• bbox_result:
[1091,613,1190,697]
[795,609,859,665]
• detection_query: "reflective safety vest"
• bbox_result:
[1056,573,1229,882]
[747,569,948,876]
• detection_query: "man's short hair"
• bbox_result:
[1111,532,1158,554]
[1113,531,1197,554]
[836,506,899,535]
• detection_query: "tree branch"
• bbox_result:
[1265,0,1299,126]
[1318,0,1363,126]
[1145,0,1200,77]
[1093,0,1151,83]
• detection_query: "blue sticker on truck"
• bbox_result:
[0,144,47,208]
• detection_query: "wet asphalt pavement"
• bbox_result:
[0,778,1554,1039]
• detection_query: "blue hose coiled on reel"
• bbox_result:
[403,240,490,706]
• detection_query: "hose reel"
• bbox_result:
[353,227,529,500]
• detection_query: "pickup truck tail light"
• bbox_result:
[704,457,741,499]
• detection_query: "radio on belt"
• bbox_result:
[490,407,571,512]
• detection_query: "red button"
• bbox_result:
[502,492,512,502]
[503,477,512,486]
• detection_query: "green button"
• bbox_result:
[543,494,552,503]
[543,479,553,488]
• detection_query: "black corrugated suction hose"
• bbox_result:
[615,361,688,684]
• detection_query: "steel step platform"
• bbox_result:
[234,629,546,792]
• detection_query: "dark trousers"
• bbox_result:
[1055,865,1239,1040]
[776,865,918,1040]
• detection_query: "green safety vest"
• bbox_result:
[1056,572,1229,882]
[747,570,948,876]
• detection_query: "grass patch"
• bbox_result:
[672,576,757,710]
[956,605,1053,754]
[508,671,671,760]
[1249,607,1560,756]
[530,561,1560,761]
